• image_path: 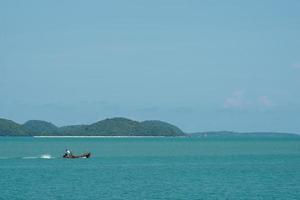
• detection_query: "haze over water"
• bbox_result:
[1,136,300,199]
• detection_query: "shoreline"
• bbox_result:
[33,136,175,138]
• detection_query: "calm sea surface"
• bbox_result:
[0,136,300,200]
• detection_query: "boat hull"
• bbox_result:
[63,152,91,159]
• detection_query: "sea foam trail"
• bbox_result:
[40,154,53,159]
[22,154,55,159]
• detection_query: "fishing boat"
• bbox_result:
[63,152,91,159]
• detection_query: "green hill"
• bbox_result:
[22,120,58,135]
[0,117,185,136]
[58,125,86,135]
[58,118,185,136]
[0,118,27,136]
[82,118,140,136]
[139,120,184,136]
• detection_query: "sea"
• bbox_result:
[0,135,300,200]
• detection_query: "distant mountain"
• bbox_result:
[189,131,300,138]
[1,117,299,137]
[58,118,185,136]
[22,120,58,135]
[0,117,185,136]
[139,120,184,136]
[0,118,27,136]
[58,125,85,135]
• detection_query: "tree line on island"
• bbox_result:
[0,117,184,136]
[0,117,298,137]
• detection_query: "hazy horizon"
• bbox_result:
[1,1,300,133]
[1,115,300,135]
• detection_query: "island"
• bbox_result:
[188,131,300,138]
[1,117,299,137]
[0,117,185,136]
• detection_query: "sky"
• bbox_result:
[1,0,300,133]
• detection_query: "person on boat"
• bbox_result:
[65,149,72,157]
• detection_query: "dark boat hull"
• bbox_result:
[63,152,91,159]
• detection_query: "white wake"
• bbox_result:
[22,154,55,159]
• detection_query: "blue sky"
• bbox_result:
[1,0,300,133]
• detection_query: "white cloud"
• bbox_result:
[224,90,249,109]
[292,63,300,69]
[224,91,274,109]
[258,96,273,107]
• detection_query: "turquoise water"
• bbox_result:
[1,136,300,200]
